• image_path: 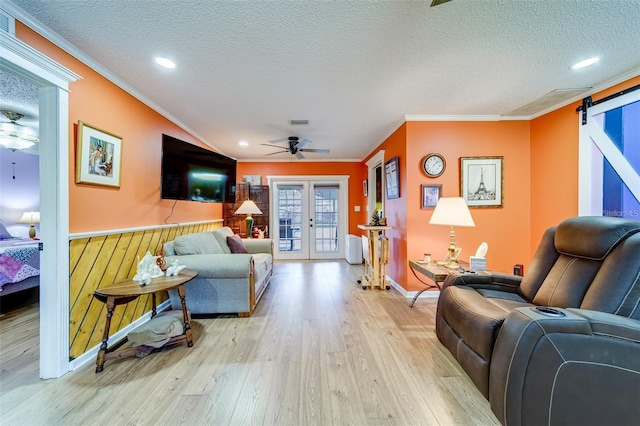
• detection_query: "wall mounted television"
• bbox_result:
[161,134,237,203]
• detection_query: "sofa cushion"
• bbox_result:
[174,232,223,255]
[227,235,248,253]
[212,227,235,254]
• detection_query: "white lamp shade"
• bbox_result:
[18,211,40,224]
[235,200,262,215]
[429,197,475,227]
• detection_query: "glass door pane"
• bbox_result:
[311,184,340,258]
[275,183,309,259]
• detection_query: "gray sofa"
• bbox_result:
[436,216,640,425]
[164,227,273,317]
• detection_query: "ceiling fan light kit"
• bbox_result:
[0,109,39,151]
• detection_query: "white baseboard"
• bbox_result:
[68,300,172,371]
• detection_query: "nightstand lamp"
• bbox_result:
[429,197,475,269]
[18,210,40,238]
[235,200,262,238]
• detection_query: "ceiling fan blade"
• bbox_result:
[265,150,288,156]
[268,137,290,144]
[261,143,286,148]
[296,139,311,149]
[300,148,330,154]
[430,0,452,6]
[295,151,305,160]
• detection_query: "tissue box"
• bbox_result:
[469,256,486,272]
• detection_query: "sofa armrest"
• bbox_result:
[489,307,640,426]
[242,238,273,255]
[165,254,253,278]
[441,271,522,293]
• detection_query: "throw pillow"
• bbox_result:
[0,222,13,240]
[227,234,248,253]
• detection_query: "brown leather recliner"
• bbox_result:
[435,216,640,425]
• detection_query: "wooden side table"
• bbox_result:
[358,224,392,290]
[92,269,197,372]
[409,260,469,307]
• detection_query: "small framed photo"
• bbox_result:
[76,121,122,188]
[243,175,262,186]
[363,179,368,197]
[385,156,400,199]
[421,184,442,209]
[460,156,503,207]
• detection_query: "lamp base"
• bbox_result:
[437,259,462,270]
[245,216,254,238]
[29,224,36,239]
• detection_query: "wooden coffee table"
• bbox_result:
[93,269,197,372]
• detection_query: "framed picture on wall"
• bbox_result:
[243,175,262,186]
[421,184,442,209]
[460,156,503,207]
[75,121,123,188]
[363,179,368,197]
[385,156,400,199]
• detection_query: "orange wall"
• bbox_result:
[237,161,367,234]
[16,23,221,233]
[530,75,640,256]
[364,121,531,291]
[405,121,530,290]
[362,125,409,287]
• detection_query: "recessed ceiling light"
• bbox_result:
[571,57,599,70]
[238,140,249,147]
[155,57,176,69]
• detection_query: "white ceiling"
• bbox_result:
[4,0,640,161]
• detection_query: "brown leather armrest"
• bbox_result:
[441,271,522,293]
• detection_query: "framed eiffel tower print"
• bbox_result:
[460,156,503,208]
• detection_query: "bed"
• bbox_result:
[0,237,40,297]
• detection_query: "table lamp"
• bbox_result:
[18,210,40,238]
[235,200,262,238]
[429,197,475,269]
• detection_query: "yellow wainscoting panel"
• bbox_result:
[69,221,221,359]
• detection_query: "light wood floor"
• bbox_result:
[0,260,499,426]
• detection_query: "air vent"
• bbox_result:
[0,9,16,35]
[289,119,309,125]
[503,88,591,117]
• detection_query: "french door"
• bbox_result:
[269,176,348,260]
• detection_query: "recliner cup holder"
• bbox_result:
[533,306,565,317]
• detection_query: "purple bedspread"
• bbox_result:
[0,245,40,289]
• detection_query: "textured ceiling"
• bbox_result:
[4,0,640,160]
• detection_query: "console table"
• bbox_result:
[358,224,392,290]
[93,269,197,372]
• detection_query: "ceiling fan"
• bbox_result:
[261,136,330,160]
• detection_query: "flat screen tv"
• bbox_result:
[161,134,237,203]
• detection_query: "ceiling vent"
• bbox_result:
[0,9,15,36]
[503,88,591,117]
[289,119,309,125]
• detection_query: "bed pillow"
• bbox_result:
[0,222,12,240]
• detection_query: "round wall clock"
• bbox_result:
[422,153,446,178]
